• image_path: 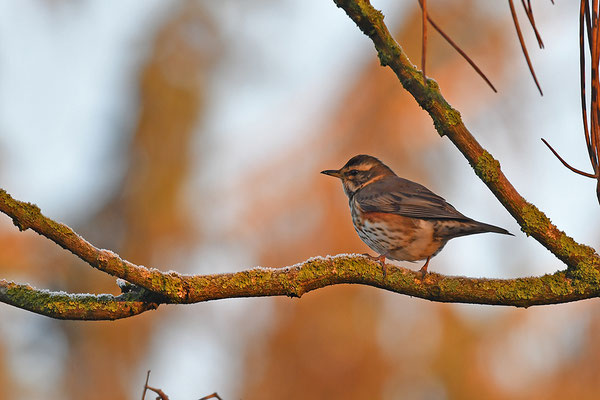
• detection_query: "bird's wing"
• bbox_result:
[354,176,470,220]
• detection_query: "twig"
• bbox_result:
[142,371,170,400]
[199,393,223,400]
[585,0,593,54]
[541,138,597,178]
[417,0,497,92]
[580,0,595,170]
[508,0,543,95]
[142,370,151,400]
[521,0,544,49]
[421,0,427,79]
[146,386,169,400]
[579,0,600,203]
[590,0,600,176]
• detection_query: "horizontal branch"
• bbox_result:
[4,253,600,321]
[169,254,600,308]
[2,187,600,319]
[0,279,159,320]
[1,1,600,319]
[333,0,600,275]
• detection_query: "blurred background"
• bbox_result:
[1,0,600,399]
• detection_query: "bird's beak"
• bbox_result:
[321,169,342,178]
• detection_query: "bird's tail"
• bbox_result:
[436,219,513,240]
[469,220,513,236]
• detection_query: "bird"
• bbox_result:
[321,154,512,274]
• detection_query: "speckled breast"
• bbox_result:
[349,197,444,262]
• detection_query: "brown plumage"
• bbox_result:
[322,155,512,274]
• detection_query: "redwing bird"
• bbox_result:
[321,154,511,274]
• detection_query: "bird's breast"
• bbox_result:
[350,201,444,261]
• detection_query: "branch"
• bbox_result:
[508,0,543,95]
[2,2,600,319]
[145,386,169,400]
[2,188,600,318]
[521,0,545,49]
[332,0,600,276]
[142,370,151,400]
[0,189,186,303]
[0,279,159,320]
[417,0,497,93]
[420,0,427,79]
[541,138,597,178]
[199,393,223,400]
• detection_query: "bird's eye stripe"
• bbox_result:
[349,164,373,171]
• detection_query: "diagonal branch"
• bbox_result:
[0,189,185,302]
[332,0,599,272]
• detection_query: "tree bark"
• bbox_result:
[1,0,599,320]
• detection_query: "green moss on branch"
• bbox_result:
[0,280,158,320]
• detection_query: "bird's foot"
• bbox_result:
[418,257,431,279]
[362,253,388,279]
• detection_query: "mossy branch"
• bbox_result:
[2,1,600,320]
[2,188,600,320]
[0,279,159,320]
[333,0,600,274]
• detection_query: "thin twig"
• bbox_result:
[146,386,170,400]
[417,0,497,92]
[541,138,597,178]
[521,0,544,48]
[591,1,600,175]
[585,0,593,54]
[142,370,151,400]
[199,393,223,400]
[508,0,543,95]
[580,0,595,171]
[421,0,427,79]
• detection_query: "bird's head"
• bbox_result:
[321,154,395,198]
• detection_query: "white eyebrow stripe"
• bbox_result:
[351,164,374,171]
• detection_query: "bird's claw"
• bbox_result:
[418,257,431,280]
[362,253,388,279]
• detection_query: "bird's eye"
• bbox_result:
[348,169,359,177]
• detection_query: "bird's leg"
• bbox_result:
[419,256,431,278]
[362,253,388,278]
